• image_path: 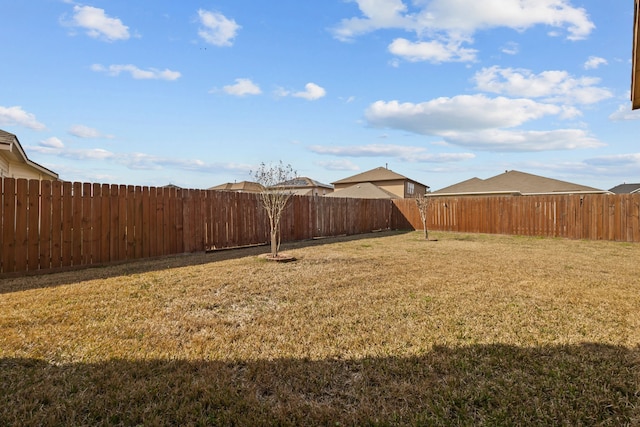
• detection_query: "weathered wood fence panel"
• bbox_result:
[391,194,640,242]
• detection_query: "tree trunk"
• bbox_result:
[270,228,278,257]
[423,219,428,240]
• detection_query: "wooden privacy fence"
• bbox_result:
[2,178,640,275]
[0,178,393,275]
[392,194,640,242]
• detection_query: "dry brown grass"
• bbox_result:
[1,231,639,425]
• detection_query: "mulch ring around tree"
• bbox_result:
[260,253,297,263]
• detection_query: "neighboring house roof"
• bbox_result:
[434,170,605,196]
[332,166,427,188]
[162,184,182,189]
[272,176,333,196]
[0,129,58,180]
[608,183,640,194]
[209,181,264,192]
[324,182,400,199]
[275,176,333,190]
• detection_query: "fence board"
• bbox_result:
[167,187,177,255]
[176,188,185,254]
[14,179,28,272]
[27,180,40,271]
[40,180,52,270]
[117,185,127,260]
[50,181,62,269]
[148,187,157,258]
[100,184,110,264]
[141,187,150,259]
[2,178,16,273]
[71,182,82,266]
[126,185,135,259]
[91,183,102,264]
[82,183,92,265]
[134,186,143,259]
[156,187,166,256]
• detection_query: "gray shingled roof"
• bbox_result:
[434,170,604,195]
[0,129,17,145]
[209,181,264,192]
[275,176,333,189]
[325,182,400,199]
[608,183,640,194]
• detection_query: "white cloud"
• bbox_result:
[68,5,130,42]
[501,42,519,55]
[197,9,240,47]
[309,143,475,163]
[332,0,594,62]
[0,105,46,130]
[365,95,567,135]
[388,38,477,63]
[331,0,413,41]
[420,0,594,41]
[584,56,607,70]
[446,129,604,152]
[292,83,327,100]
[311,143,424,158]
[27,141,252,174]
[584,153,640,168]
[363,95,606,152]
[609,104,640,121]
[39,137,64,149]
[222,78,262,96]
[69,124,114,139]
[273,87,291,98]
[315,159,361,171]
[91,64,181,81]
[473,66,613,104]
[30,143,115,160]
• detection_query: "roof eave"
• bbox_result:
[431,190,523,197]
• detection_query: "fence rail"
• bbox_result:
[1,178,639,275]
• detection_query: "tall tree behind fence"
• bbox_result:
[0,178,393,274]
[392,194,640,242]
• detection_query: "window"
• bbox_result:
[407,182,415,195]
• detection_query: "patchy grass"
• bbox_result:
[1,231,639,425]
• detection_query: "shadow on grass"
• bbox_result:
[0,230,411,295]
[1,343,638,425]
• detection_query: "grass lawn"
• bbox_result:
[1,231,639,425]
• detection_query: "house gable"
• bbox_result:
[0,129,58,180]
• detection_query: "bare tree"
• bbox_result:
[415,191,432,240]
[252,161,297,258]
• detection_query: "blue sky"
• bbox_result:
[1,0,639,191]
